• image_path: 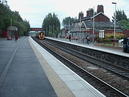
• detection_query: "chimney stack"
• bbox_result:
[78,12,84,19]
[87,8,93,17]
[97,5,104,13]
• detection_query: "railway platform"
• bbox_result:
[48,37,129,57]
[0,37,57,97]
[0,37,105,97]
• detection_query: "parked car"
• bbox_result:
[123,38,129,53]
[118,39,123,47]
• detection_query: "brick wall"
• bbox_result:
[94,14,110,22]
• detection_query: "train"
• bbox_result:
[36,32,45,40]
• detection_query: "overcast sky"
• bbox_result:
[7,0,129,28]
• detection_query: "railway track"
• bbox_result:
[33,37,129,97]
[45,38,129,80]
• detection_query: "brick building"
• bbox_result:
[69,5,126,40]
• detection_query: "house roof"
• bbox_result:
[78,12,110,22]
[70,12,121,32]
[83,21,120,29]
[91,12,109,20]
[70,21,121,32]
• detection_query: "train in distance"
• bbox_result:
[36,32,45,40]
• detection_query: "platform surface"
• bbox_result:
[0,37,57,97]
[30,37,106,97]
[47,37,129,58]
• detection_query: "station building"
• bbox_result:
[62,5,129,40]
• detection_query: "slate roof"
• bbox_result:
[83,21,120,29]
[70,21,121,32]
[68,12,121,32]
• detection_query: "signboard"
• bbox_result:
[7,26,18,31]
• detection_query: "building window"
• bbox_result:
[99,30,105,38]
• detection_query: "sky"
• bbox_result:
[7,0,129,28]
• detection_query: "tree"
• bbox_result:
[112,10,129,30]
[0,3,30,37]
[112,10,127,22]
[119,19,129,30]
[62,17,77,27]
[42,13,60,37]
[0,3,10,32]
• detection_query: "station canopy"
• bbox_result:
[7,26,18,31]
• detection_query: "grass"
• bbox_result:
[96,42,120,48]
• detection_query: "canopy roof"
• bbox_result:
[7,26,18,31]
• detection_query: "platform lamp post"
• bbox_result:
[112,2,117,46]
[78,17,81,42]
[112,2,117,40]
[92,7,95,44]
[80,17,82,42]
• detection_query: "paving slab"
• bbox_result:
[0,37,57,97]
[0,38,17,76]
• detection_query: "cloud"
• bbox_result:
[7,0,129,27]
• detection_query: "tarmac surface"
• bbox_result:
[0,37,57,97]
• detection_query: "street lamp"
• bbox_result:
[80,18,82,42]
[93,14,95,43]
[92,7,95,43]
[112,2,117,40]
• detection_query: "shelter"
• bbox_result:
[7,26,18,40]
